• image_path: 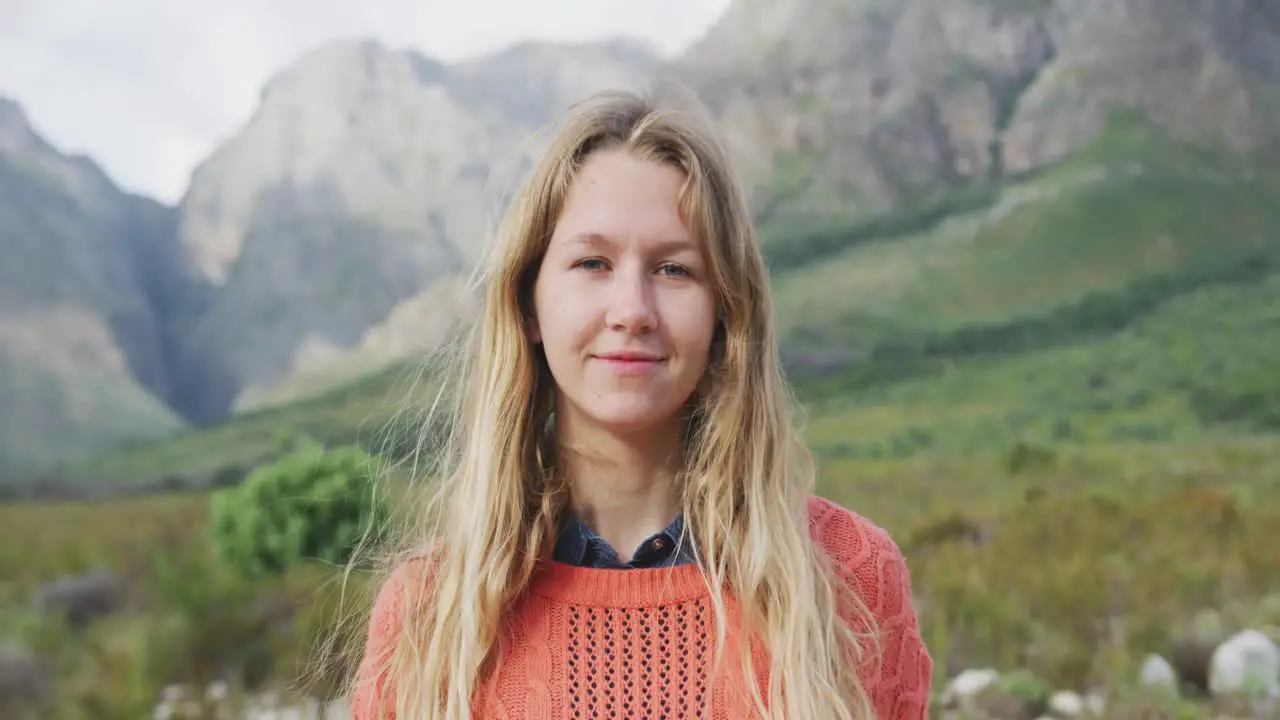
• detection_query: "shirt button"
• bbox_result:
[652,538,666,550]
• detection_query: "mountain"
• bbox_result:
[62,123,1280,492]
[0,98,191,473]
[673,0,1280,234]
[264,0,1280,405]
[170,38,660,420]
[4,0,1280,484]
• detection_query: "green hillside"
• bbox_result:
[772,119,1280,336]
[805,266,1280,459]
[765,119,1280,456]
[32,359,431,496]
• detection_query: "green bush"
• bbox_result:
[210,442,390,578]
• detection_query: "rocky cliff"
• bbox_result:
[296,0,1280,405]
[172,38,659,418]
[674,0,1280,233]
[0,98,188,471]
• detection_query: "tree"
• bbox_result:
[210,441,391,578]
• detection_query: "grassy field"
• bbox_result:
[0,488,360,719]
[5,121,1280,717]
[4,437,1278,717]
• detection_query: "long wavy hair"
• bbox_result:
[344,88,879,720]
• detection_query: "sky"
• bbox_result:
[0,0,730,204]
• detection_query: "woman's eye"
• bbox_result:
[657,263,690,277]
[575,258,609,271]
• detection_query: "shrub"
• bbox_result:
[210,442,390,578]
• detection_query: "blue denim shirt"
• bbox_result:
[553,511,696,569]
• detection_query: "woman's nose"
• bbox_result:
[604,267,659,333]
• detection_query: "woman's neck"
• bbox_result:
[555,406,686,563]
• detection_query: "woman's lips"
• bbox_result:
[592,351,666,373]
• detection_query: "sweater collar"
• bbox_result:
[528,558,711,607]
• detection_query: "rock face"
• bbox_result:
[173,38,660,418]
[289,0,1280,401]
[1001,0,1280,172]
[3,0,1280,474]
[673,0,1280,230]
[0,98,188,472]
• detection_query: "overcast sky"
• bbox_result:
[0,0,730,204]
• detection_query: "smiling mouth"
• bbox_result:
[593,352,666,369]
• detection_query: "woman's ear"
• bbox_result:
[528,315,542,344]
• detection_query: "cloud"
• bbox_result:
[0,0,728,204]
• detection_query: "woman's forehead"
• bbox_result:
[551,230,700,257]
[548,152,699,253]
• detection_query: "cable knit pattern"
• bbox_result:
[351,496,933,719]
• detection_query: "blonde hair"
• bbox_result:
[346,88,879,719]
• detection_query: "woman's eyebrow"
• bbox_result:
[563,231,698,256]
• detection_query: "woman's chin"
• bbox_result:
[578,398,687,436]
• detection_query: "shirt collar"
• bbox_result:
[553,510,694,568]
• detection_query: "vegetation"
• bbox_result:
[820,440,1280,687]
[760,182,1002,272]
[801,266,1280,459]
[0,444,398,719]
[210,441,391,578]
[4,439,1278,717]
[0,490,365,719]
[770,122,1280,335]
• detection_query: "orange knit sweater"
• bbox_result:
[351,496,933,719]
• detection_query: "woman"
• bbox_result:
[347,88,933,719]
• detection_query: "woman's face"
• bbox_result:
[531,148,717,437]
